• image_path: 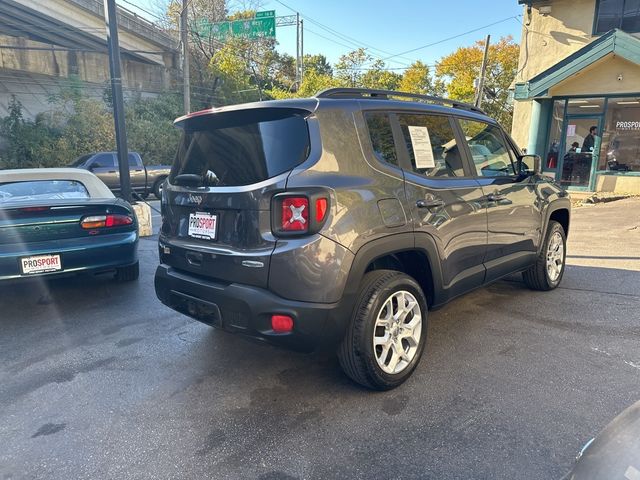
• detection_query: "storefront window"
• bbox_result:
[545,100,565,170]
[566,98,605,115]
[598,97,640,172]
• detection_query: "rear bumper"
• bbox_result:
[154,264,347,351]
[0,232,138,281]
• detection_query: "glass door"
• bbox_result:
[559,117,602,190]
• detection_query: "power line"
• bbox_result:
[378,15,522,62]
[272,0,413,67]
[116,0,165,23]
[304,27,364,52]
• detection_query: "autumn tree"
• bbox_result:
[436,36,519,129]
[303,54,333,76]
[399,61,445,97]
[361,60,402,90]
[335,48,372,87]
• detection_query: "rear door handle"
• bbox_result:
[487,193,507,202]
[416,198,445,208]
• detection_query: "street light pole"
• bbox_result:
[300,19,304,82]
[181,0,190,113]
[295,12,300,86]
[103,0,132,203]
[475,34,490,109]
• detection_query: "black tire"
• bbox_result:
[338,269,428,390]
[153,177,166,199]
[523,220,566,291]
[115,262,139,282]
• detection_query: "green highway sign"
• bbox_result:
[255,10,275,18]
[194,11,276,40]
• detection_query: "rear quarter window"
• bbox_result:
[365,112,399,166]
[170,108,310,187]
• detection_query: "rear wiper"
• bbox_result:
[173,174,203,187]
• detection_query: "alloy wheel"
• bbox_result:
[546,230,564,282]
[373,290,422,375]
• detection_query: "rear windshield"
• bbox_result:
[0,180,90,203]
[170,108,310,187]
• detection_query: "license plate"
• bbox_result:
[188,212,217,240]
[20,254,62,275]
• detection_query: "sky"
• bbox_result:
[125,0,524,69]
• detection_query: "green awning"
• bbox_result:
[514,29,640,100]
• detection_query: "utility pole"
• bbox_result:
[181,0,190,113]
[295,12,300,86]
[103,0,131,203]
[300,19,304,82]
[475,34,490,109]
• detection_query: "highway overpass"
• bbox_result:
[0,0,180,117]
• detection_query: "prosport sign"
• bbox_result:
[20,254,62,275]
[616,121,640,131]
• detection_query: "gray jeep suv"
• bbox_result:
[154,88,571,390]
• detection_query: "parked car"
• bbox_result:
[0,168,139,282]
[154,88,571,390]
[70,151,171,199]
[562,399,640,479]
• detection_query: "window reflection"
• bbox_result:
[599,97,640,172]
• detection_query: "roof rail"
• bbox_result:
[315,88,486,115]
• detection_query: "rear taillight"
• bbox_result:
[281,197,309,232]
[272,192,329,236]
[81,214,133,229]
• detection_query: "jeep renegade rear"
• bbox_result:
[155,88,570,390]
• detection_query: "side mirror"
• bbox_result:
[518,154,541,175]
[88,163,100,171]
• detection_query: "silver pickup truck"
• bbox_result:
[71,151,171,199]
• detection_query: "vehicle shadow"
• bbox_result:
[177,261,640,402]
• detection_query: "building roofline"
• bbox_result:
[514,29,640,100]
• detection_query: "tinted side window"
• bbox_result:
[397,113,465,178]
[91,153,116,168]
[365,112,398,166]
[128,153,139,167]
[459,120,516,177]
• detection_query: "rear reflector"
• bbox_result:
[81,214,133,229]
[315,198,328,222]
[271,314,294,333]
[281,197,308,232]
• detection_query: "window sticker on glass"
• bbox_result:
[408,126,435,169]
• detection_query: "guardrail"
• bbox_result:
[65,0,178,50]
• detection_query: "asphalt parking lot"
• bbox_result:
[1,198,639,480]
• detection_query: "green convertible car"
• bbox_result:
[0,168,139,282]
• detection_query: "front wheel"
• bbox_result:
[523,220,567,291]
[338,270,428,390]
